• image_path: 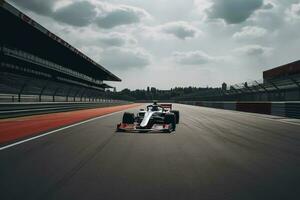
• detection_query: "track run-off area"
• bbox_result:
[0,104,300,200]
[0,103,141,145]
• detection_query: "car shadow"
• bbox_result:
[115,130,175,135]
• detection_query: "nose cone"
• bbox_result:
[140,111,153,127]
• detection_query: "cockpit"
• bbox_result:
[147,105,163,112]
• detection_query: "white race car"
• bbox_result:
[117,102,179,133]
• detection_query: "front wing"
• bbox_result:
[116,123,173,133]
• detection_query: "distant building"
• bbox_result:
[263,60,300,81]
[222,82,227,90]
[151,87,156,94]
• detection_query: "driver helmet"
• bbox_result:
[152,106,159,111]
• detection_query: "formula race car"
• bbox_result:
[117,102,179,133]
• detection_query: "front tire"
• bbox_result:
[122,112,135,124]
[170,110,180,124]
[164,113,176,131]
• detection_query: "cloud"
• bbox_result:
[290,2,300,16]
[95,5,150,29]
[100,47,151,69]
[53,1,97,27]
[80,46,104,62]
[97,32,137,47]
[80,46,151,70]
[10,0,56,15]
[159,21,201,40]
[10,0,298,90]
[172,50,221,65]
[233,26,267,40]
[10,0,150,28]
[206,0,264,24]
[249,1,284,31]
[285,2,300,21]
[262,2,275,10]
[64,28,138,48]
[194,0,213,13]
[234,45,272,56]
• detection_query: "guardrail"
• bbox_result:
[0,93,118,103]
[0,102,131,119]
[177,101,300,119]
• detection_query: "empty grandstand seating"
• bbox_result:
[0,1,120,102]
[0,72,107,102]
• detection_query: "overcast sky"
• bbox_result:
[8,0,300,90]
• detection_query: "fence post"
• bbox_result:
[52,87,60,102]
[290,78,300,100]
[73,88,81,102]
[80,88,87,102]
[267,80,281,101]
[18,79,30,102]
[255,81,269,101]
[66,86,73,102]
[39,80,50,102]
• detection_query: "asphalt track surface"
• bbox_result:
[0,104,300,200]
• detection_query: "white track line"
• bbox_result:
[0,110,126,151]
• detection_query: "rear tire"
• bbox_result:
[170,110,180,124]
[122,112,135,124]
[164,113,176,131]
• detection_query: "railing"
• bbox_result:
[177,101,300,119]
[175,75,300,101]
[0,71,110,102]
[0,94,112,103]
[230,75,300,94]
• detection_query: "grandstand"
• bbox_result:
[0,1,121,102]
[231,60,300,101]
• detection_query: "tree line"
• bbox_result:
[105,86,221,101]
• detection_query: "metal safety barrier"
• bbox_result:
[177,101,300,119]
[0,101,131,119]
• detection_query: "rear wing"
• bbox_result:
[160,104,172,110]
